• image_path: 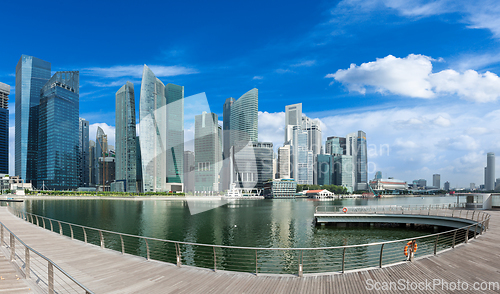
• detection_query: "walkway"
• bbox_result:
[0,207,499,293]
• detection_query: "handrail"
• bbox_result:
[0,220,93,294]
[7,206,490,276]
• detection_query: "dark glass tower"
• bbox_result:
[15,55,51,185]
[38,71,79,190]
[0,82,9,174]
[115,82,137,192]
[165,83,184,185]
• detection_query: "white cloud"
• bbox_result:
[258,111,285,147]
[334,0,500,38]
[327,54,435,98]
[432,116,451,127]
[327,54,500,102]
[253,76,264,80]
[291,60,316,67]
[81,65,198,78]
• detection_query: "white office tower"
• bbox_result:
[278,145,291,179]
[345,132,357,189]
[291,126,313,184]
[302,116,322,184]
[285,103,302,143]
[485,152,495,191]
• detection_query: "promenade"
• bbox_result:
[0,207,499,293]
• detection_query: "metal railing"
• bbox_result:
[7,205,490,276]
[0,221,93,294]
[315,203,467,214]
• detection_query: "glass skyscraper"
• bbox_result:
[78,118,89,187]
[194,112,222,192]
[222,97,235,159]
[165,83,184,186]
[0,82,9,174]
[115,82,137,192]
[37,71,79,190]
[230,88,258,146]
[15,55,51,185]
[356,130,368,190]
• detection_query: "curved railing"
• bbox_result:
[8,205,490,276]
[0,220,93,294]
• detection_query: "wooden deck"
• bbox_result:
[0,207,499,293]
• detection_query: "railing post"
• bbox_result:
[342,247,346,273]
[41,217,44,229]
[459,210,462,218]
[452,230,457,248]
[465,227,469,243]
[120,234,124,254]
[145,239,150,260]
[25,247,30,278]
[99,230,104,248]
[48,262,54,294]
[298,250,303,277]
[58,221,62,235]
[255,249,258,275]
[175,243,181,267]
[10,233,14,261]
[70,224,74,239]
[1,224,3,246]
[379,244,384,268]
[50,219,53,232]
[466,210,469,219]
[474,224,478,239]
[452,210,454,218]
[213,247,216,272]
[83,227,87,243]
[434,235,439,255]
[471,211,475,220]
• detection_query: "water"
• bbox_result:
[10,195,463,273]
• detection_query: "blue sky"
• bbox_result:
[2,0,500,187]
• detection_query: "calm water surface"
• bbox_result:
[15,196,460,248]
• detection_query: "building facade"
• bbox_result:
[263,179,297,198]
[485,152,495,191]
[231,141,273,192]
[115,82,137,192]
[333,155,354,191]
[285,103,302,143]
[291,126,313,185]
[222,97,235,159]
[78,118,89,187]
[355,130,368,190]
[194,112,222,192]
[37,71,79,190]
[183,151,195,193]
[15,55,51,185]
[165,83,184,189]
[0,82,9,174]
[432,174,440,189]
[277,145,291,179]
[230,88,258,146]
[317,154,333,186]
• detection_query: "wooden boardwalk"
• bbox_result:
[0,207,499,293]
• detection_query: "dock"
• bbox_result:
[0,207,499,293]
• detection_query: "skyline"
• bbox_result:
[2,0,500,187]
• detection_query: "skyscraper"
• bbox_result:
[139,65,167,192]
[485,152,495,191]
[291,126,313,185]
[334,155,354,191]
[302,116,322,184]
[285,103,302,143]
[89,140,96,185]
[79,118,89,187]
[356,130,368,190]
[277,145,291,179]
[375,171,382,180]
[444,181,450,191]
[195,112,222,192]
[37,71,79,190]
[433,174,440,189]
[317,154,333,186]
[0,82,9,174]
[325,136,346,155]
[183,151,195,193]
[95,126,108,187]
[15,55,51,185]
[165,83,184,189]
[231,141,273,191]
[230,88,258,146]
[222,97,235,159]
[115,82,137,192]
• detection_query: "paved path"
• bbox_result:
[0,207,499,293]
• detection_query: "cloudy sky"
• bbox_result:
[2,0,500,187]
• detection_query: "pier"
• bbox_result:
[0,206,498,293]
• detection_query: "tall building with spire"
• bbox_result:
[115,82,137,192]
[0,82,9,174]
[37,71,79,190]
[15,55,51,185]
